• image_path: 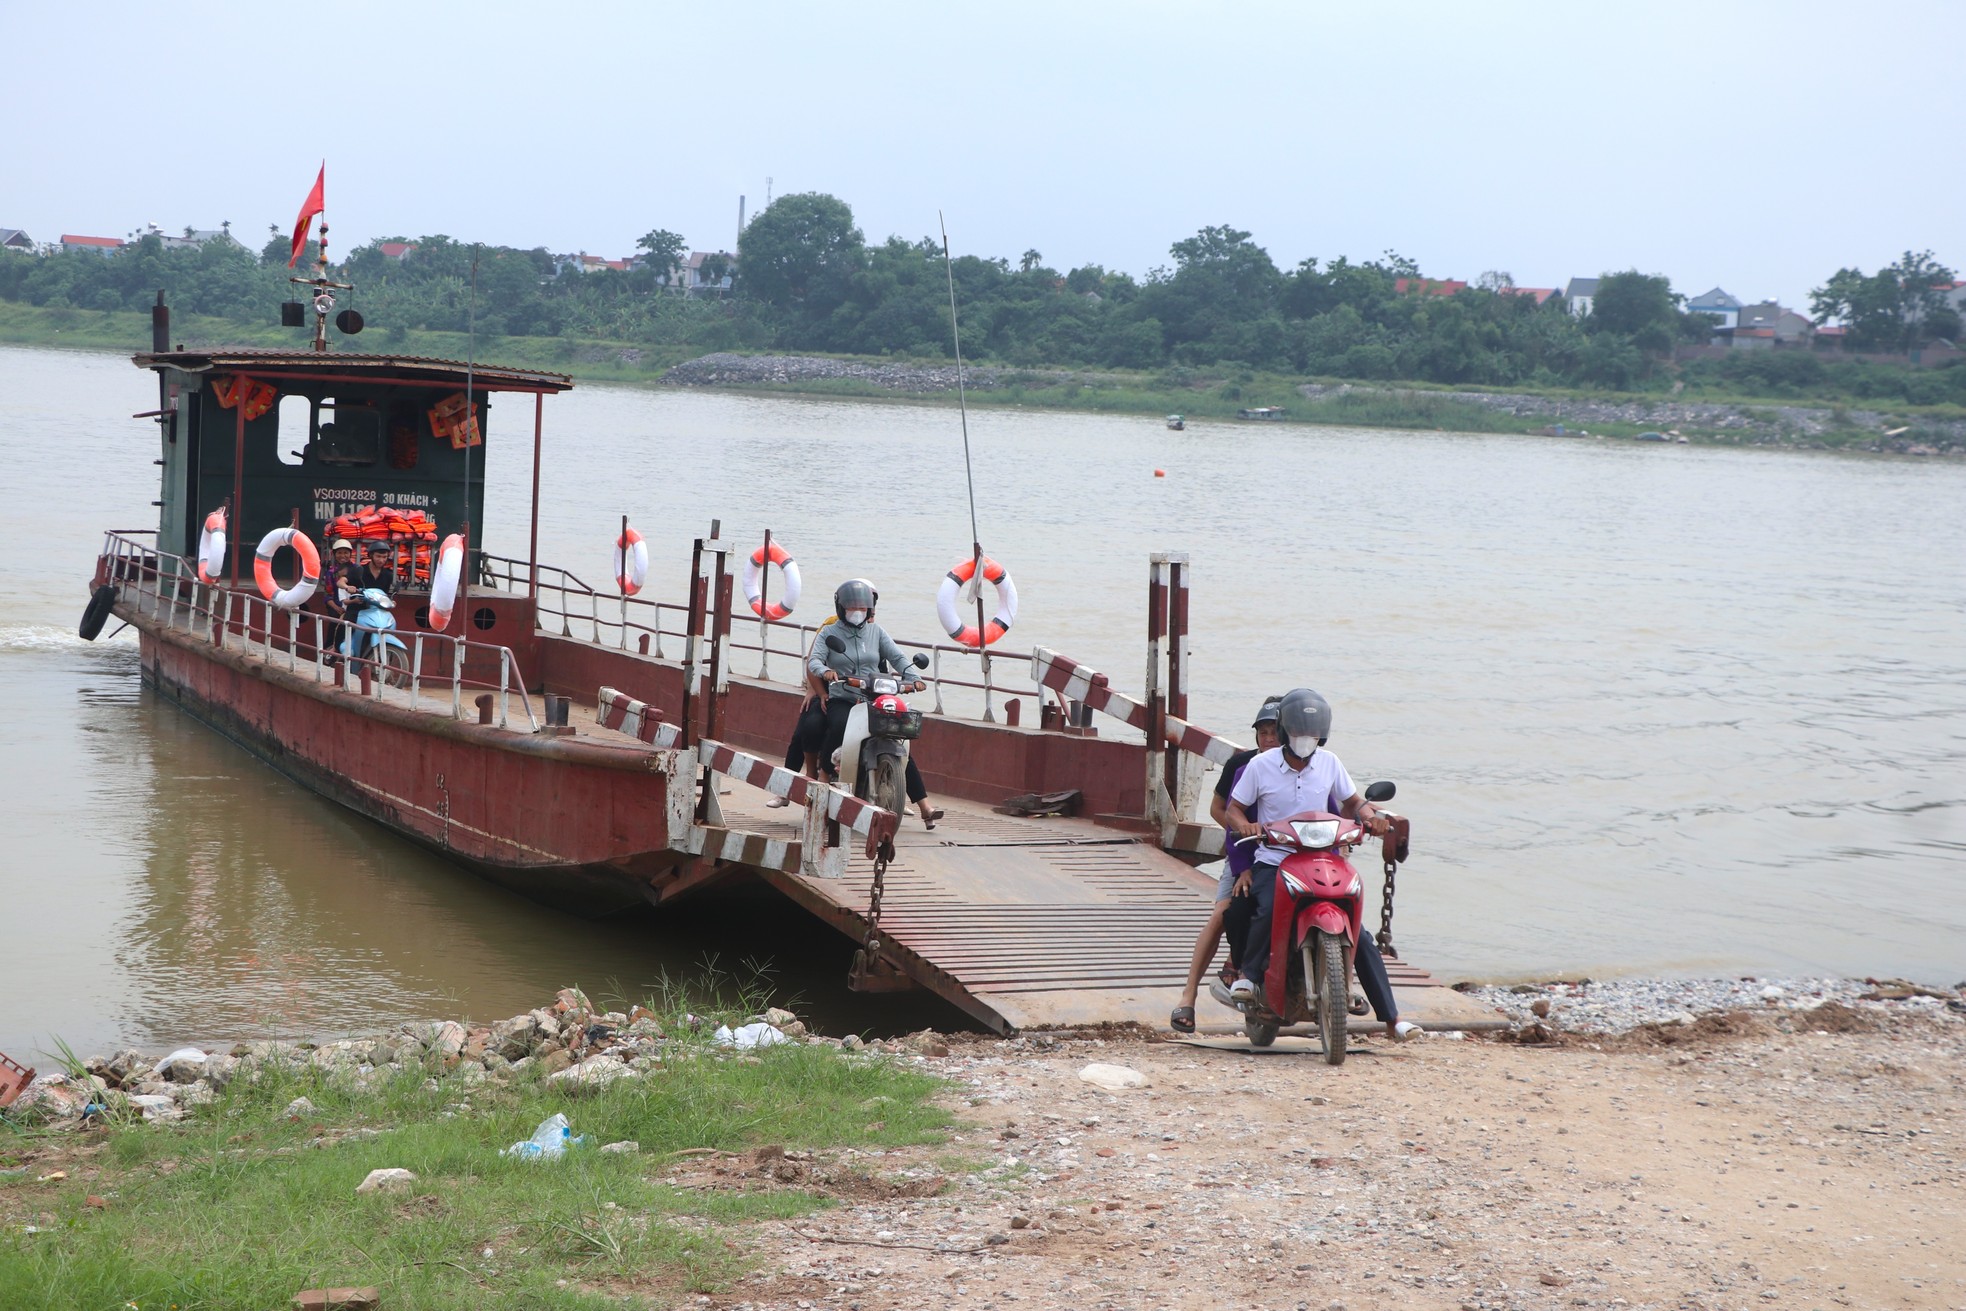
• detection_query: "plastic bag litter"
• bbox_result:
[712,1022,788,1051]
[154,1047,208,1075]
[502,1112,587,1160]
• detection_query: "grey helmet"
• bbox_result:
[1276,687,1331,757]
[833,577,877,623]
[1252,697,1283,729]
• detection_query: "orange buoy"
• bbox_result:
[1154,469,1166,478]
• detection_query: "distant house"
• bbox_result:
[1393,277,1468,297]
[1733,302,1813,348]
[378,241,419,262]
[1501,286,1562,306]
[1939,282,1966,317]
[61,234,124,257]
[0,228,32,252]
[1686,287,1742,331]
[681,251,735,295]
[1564,277,1600,318]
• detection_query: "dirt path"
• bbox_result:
[724,1010,1965,1311]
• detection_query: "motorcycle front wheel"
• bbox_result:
[873,753,907,818]
[1314,930,1349,1066]
[1243,1015,1279,1048]
[379,643,412,689]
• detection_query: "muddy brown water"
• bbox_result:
[3,343,1962,1056]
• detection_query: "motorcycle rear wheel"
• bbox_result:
[1316,930,1349,1066]
[1244,1016,1279,1048]
[873,754,907,817]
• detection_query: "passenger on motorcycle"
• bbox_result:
[1169,695,1282,1033]
[1226,687,1422,1042]
[807,579,943,827]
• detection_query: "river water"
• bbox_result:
[4,343,1962,1056]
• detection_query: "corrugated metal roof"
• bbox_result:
[133,348,574,392]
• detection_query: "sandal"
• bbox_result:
[1169,1005,1196,1034]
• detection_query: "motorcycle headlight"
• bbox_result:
[1290,819,1340,848]
[873,677,900,695]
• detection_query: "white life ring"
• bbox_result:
[252,527,320,610]
[935,553,1018,648]
[614,526,648,596]
[742,539,802,621]
[196,508,227,585]
[427,533,465,631]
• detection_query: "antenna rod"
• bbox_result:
[939,212,981,554]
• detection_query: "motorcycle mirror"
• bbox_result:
[1364,780,1396,803]
[824,634,846,653]
[911,652,929,669]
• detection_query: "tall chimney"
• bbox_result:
[737,195,745,251]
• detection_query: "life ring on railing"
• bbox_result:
[427,533,465,631]
[742,540,802,621]
[613,526,648,596]
[252,527,320,610]
[935,553,1018,648]
[196,508,227,585]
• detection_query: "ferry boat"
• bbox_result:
[74,284,1480,1034]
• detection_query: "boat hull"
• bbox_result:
[135,616,691,916]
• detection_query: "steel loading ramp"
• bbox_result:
[710,793,1503,1035]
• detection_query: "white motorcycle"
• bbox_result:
[823,633,930,816]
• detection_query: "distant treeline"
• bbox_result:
[2,201,1961,408]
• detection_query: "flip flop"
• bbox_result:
[1169,1005,1196,1034]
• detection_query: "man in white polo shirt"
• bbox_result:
[1226,687,1422,1042]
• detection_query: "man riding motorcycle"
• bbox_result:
[1225,687,1422,1042]
[807,579,941,826]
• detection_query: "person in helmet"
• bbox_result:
[1169,695,1282,1033]
[806,580,943,827]
[1224,687,1422,1042]
[321,539,361,657]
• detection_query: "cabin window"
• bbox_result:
[277,394,308,466]
[311,397,381,467]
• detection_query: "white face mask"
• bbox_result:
[844,609,868,626]
[1288,734,1319,758]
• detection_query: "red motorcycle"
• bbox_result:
[1217,781,1404,1064]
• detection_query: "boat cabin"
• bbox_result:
[138,348,571,588]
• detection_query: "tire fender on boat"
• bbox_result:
[252,527,321,610]
[935,554,1018,648]
[196,508,227,585]
[79,584,117,641]
[614,526,649,596]
[427,533,466,631]
[742,539,802,621]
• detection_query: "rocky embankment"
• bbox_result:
[663,352,1007,393]
[1298,380,1966,451]
[4,987,955,1128]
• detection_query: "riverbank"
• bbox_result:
[9,304,1962,453]
[5,978,1961,1308]
[663,352,1966,453]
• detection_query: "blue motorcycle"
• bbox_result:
[338,586,411,687]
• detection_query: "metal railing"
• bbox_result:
[478,551,1045,720]
[101,531,539,731]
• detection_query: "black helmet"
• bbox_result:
[1276,687,1331,756]
[1252,697,1283,728]
[833,578,877,621]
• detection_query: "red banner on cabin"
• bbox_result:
[288,165,325,269]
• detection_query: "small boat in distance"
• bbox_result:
[1635,431,1670,442]
[1165,414,1185,430]
[1237,406,1286,421]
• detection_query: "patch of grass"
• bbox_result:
[0,1039,952,1310]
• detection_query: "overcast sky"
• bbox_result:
[4,1,1958,312]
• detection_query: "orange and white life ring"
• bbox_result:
[426,533,465,631]
[935,553,1018,648]
[196,508,227,585]
[252,527,320,610]
[742,539,803,621]
[613,526,648,596]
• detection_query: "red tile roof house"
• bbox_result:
[1394,277,1468,297]
[377,241,419,261]
[61,234,124,257]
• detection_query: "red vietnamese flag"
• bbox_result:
[287,164,325,269]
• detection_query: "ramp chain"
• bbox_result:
[849,836,897,987]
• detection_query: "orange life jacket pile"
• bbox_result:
[324,507,440,584]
